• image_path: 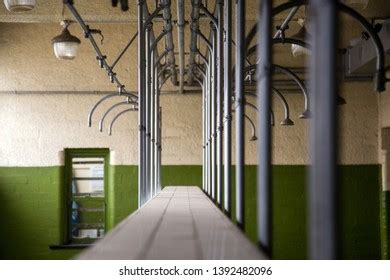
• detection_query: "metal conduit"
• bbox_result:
[308,0,338,260]
[257,0,272,256]
[216,0,224,207]
[177,0,185,93]
[187,0,202,86]
[64,1,137,102]
[138,0,146,207]
[271,87,294,126]
[87,92,137,127]
[235,0,246,230]
[160,0,177,86]
[108,108,138,136]
[223,0,232,215]
[99,100,136,132]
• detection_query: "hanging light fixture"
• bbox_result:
[52,21,81,60]
[3,0,36,12]
[291,19,311,57]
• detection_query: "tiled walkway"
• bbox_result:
[78,187,267,259]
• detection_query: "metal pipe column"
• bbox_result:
[150,44,156,198]
[257,0,272,256]
[235,0,245,229]
[223,0,232,215]
[145,26,152,201]
[216,0,224,207]
[177,0,185,93]
[211,25,217,201]
[138,0,146,207]
[207,64,212,196]
[308,0,338,260]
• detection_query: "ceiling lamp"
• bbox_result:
[3,0,36,12]
[291,19,311,57]
[52,21,81,60]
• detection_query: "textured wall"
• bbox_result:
[0,85,379,166]
[0,82,379,166]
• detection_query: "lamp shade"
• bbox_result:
[52,27,81,60]
[3,0,36,12]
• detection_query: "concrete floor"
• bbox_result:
[78,186,267,259]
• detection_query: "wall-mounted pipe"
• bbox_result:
[111,31,138,70]
[271,87,294,126]
[232,109,258,141]
[187,0,202,86]
[160,0,177,86]
[176,0,185,93]
[64,1,137,102]
[99,99,137,132]
[108,108,138,136]
[244,63,310,119]
[87,92,137,127]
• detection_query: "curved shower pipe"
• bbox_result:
[237,94,275,127]
[196,50,209,68]
[199,4,218,30]
[99,99,138,132]
[154,49,170,68]
[246,0,387,92]
[159,72,173,90]
[108,107,138,136]
[273,64,310,118]
[88,91,138,127]
[197,30,213,54]
[271,87,294,126]
[244,63,310,118]
[231,109,258,142]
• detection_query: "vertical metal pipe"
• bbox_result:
[235,0,245,229]
[154,62,159,195]
[223,0,232,215]
[308,0,338,260]
[216,0,224,207]
[257,0,272,256]
[211,26,217,201]
[201,80,206,191]
[145,26,152,202]
[150,49,155,198]
[158,106,162,192]
[177,0,185,93]
[137,0,145,207]
[207,66,212,196]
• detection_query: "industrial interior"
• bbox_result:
[0,0,389,260]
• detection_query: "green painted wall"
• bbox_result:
[0,165,138,260]
[381,190,390,259]
[0,164,386,260]
[162,165,383,260]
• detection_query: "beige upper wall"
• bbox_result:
[0,2,384,166]
[0,81,379,166]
